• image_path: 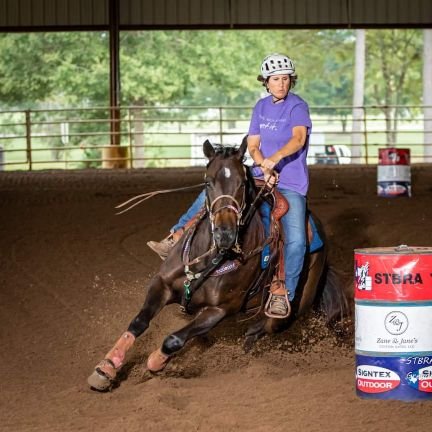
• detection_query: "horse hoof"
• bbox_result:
[87,369,112,391]
[243,335,259,353]
[147,348,170,372]
[245,319,266,338]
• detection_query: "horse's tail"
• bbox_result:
[318,265,352,323]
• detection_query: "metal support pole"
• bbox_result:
[109,0,120,147]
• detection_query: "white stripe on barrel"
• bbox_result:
[377,148,411,197]
[354,246,432,401]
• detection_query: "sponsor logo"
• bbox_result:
[384,184,407,195]
[374,273,423,285]
[384,311,409,335]
[388,151,400,163]
[355,261,372,291]
[406,366,432,393]
[356,365,400,393]
[405,356,432,366]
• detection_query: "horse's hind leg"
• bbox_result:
[147,306,226,372]
[88,276,173,391]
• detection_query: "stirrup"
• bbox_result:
[264,291,291,319]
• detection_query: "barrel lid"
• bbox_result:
[354,245,432,255]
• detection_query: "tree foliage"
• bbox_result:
[0,29,424,111]
[365,29,422,145]
[0,32,109,108]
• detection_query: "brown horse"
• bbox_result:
[87,137,348,391]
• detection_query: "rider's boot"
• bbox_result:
[87,331,136,391]
[147,226,185,260]
[147,234,177,260]
[147,211,203,260]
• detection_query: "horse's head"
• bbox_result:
[203,136,249,252]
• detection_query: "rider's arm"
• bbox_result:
[247,134,276,185]
[247,134,265,166]
[266,126,308,167]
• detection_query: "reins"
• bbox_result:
[114,183,205,215]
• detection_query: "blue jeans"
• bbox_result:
[277,188,307,301]
[172,187,306,301]
[171,190,206,233]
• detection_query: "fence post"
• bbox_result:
[25,110,32,171]
[127,107,133,167]
[362,106,369,165]
[219,107,223,145]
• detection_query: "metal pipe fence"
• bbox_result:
[0,105,431,171]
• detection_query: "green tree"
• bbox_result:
[365,29,422,146]
[0,32,109,108]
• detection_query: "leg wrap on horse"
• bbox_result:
[104,331,136,369]
[147,348,170,372]
[146,334,182,373]
[88,331,136,391]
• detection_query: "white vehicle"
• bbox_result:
[309,143,352,165]
[333,144,352,164]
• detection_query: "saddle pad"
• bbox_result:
[309,215,324,253]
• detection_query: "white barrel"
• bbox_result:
[354,246,432,401]
[377,148,411,197]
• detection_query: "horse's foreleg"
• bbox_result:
[88,276,173,391]
[147,306,226,372]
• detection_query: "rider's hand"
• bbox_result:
[263,170,278,186]
[261,158,276,171]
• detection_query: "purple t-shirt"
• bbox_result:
[248,92,312,196]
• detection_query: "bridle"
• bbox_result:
[205,163,248,253]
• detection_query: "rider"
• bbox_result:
[147,53,312,318]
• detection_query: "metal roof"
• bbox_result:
[1,0,431,31]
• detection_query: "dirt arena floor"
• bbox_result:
[1,165,432,432]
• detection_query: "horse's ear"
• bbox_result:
[203,139,215,159]
[236,135,248,160]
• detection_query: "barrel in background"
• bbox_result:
[377,148,411,197]
[354,246,432,401]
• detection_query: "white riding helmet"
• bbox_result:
[260,53,295,79]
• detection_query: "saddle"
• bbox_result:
[253,179,324,308]
[254,179,288,288]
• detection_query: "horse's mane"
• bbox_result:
[212,144,239,158]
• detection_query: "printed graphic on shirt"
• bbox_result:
[258,114,287,131]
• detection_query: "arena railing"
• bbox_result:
[0,105,431,170]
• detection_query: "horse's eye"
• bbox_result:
[205,177,214,187]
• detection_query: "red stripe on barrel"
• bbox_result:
[378,148,410,165]
[354,247,432,301]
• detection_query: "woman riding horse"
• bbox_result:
[87,139,348,392]
[148,53,312,319]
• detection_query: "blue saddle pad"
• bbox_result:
[309,215,324,253]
